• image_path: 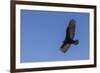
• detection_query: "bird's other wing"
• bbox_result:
[60,44,71,53]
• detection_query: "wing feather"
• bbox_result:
[69,19,76,39]
[60,44,71,53]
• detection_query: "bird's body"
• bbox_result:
[60,19,79,53]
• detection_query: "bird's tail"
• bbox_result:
[74,40,79,45]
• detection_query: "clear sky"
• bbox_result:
[20,9,89,63]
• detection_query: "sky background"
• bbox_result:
[20,9,89,63]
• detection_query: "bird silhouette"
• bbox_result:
[60,19,79,53]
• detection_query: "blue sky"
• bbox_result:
[20,9,89,63]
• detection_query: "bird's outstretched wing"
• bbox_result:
[68,19,76,40]
[64,19,76,41]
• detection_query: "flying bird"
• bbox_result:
[60,19,79,53]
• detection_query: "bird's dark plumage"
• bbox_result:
[60,19,79,53]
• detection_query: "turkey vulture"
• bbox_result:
[60,19,79,53]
